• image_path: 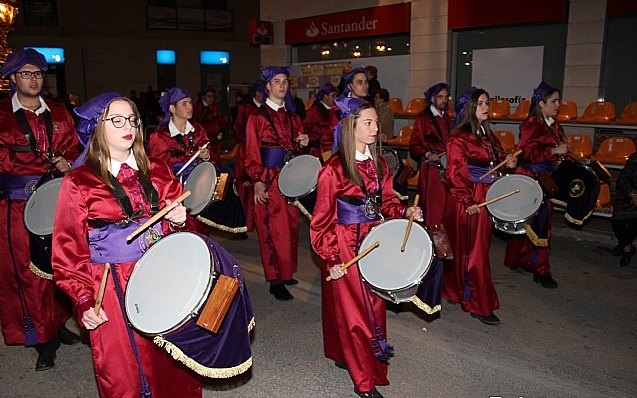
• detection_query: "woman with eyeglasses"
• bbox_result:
[51,93,202,397]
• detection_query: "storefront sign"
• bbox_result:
[285,3,410,45]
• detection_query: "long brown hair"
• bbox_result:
[454,88,503,157]
[85,98,151,189]
[337,102,384,188]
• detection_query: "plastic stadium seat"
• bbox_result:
[488,99,510,119]
[447,99,456,119]
[386,125,412,147]
[595,182,611,212]
[616,102,637,125]
[591,136,636,165]
[564,134,593,160]
[305,96,315,111]
[397,98,426,116]
[555,100,578,122]
[578,100,616,124]
[389,98,404,115]
[407,170,419,188]
[494,130,516,152]
[507,99,530,121]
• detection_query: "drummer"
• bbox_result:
[0,48,82,371]
[310,98,423,398]
[442,87,518,326]
[303,82,339,157]
[503,81,568,289]
[147,87,248,238]
[51,92,202,397]
[245,66,310,301]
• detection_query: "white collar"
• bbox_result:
[11,94,50,116]
[252,98,262,107]
[320,101,332,110]
[266,97,285,111]
[355,146,373,161]
[544,116,555,126]
[430,104,443,117]
[168,118,195,138]
[109,151,139,176]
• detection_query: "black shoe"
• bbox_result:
[334,361,348,370]
[35,350,56,371]
[283,278,298,286]
[269,283,294,301]
[59,325,81,345]
[231,232,249,241]
[620,245,636,267]
[354,388,384,398]
[470,312,500,325]
[533,273,558,288]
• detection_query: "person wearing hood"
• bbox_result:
[303,81,339,157]
[192,85,227,162]
[0,48,82,371]
[332,67,370,153]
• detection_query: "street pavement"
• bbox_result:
[1,212,636,398]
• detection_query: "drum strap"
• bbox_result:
[174,133,196,153]
[258,105,293,147]
[12,109,54,161]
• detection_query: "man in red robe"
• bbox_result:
[245,66,309,301]
[192,86,227,163]
[0,49,82,371]
[303,82,338,158]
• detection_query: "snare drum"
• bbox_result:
[183,162,229,215]
[125,232,254,378]
[278,154,321,200]
[358,219,434,303]
[550,159,600,225]
[437,153,447,182]
[23,178,63,279]
[485,174,543,234]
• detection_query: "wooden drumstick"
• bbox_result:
[176,142,210,177]
[400,194,420,252]
[126,191,191,242]
[94,263,110,315]
[472,189,520,210]
[325,241,380,282]
[479,149,522,180]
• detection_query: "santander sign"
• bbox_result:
[285,3,410,45]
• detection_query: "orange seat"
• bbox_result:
[616,102,637,125]
[577,100,616,124]
[305,97,315,111]
[555,100,578,122]
[488,99,510,119]
[494,130,516,152]
[564,134,593,160]
[389,98,403,115]
[386,125,412,147]
[397,98,426,116]
[507,99,530,121]
[595,182,611,212]
[407,170,419,188]
[447,98,456,119]
[591,136,636,165]
[220,144,239,161]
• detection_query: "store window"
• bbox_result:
[292,34,410,63]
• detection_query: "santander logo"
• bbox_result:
[306,21,319,38]
[305,17,379,39]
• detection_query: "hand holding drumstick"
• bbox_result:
[479,149,522,180]
[326,242,380,281]
[81,264,110,330]
[126,191,191,242]
[466,189,520,215]
[401,194,423,252]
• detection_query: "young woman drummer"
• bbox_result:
[51,93,202,397]
[310,98,423,398]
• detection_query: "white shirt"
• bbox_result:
[109,151,139,176]
[355,146,373,161]
[430,104,443,117]
[168,119,195,138]
[266,97,285,111]
[11,94,50,115]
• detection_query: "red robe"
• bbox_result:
[0,98,81,345]
[504,116,564,275]
[192,100,227,162]
[51,160,201,398]
[442,126,504,316]
[147,123,209,171]
[310,155,405,393]
[244,103,306,281]
[233,100,262,231]
[303,101,339,157]
[409,107,453,226]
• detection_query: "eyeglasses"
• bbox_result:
[15,71,45,80]
[103,115,141,128]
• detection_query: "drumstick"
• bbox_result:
[325,241,380,282]
[472,189,520,210]
[125,191,192,242]
[94,263,110,315]
[479,149,522,180]
[400,194,420,252]
[176,142,210,177]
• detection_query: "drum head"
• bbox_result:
[125,232,214,334]
[23,178,62,236]
[358,219,433,292]
[278,155,321,199]
[486,175,543,222]
[439,153,447,169]
[381,147,401,177]
[183,162,217,215]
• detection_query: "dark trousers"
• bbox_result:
[611,218,637,248]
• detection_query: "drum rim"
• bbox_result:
[277,154,321,199]
[183,162,218,215]
[358,219,434,293]
[125,232,215,335]
[23,178,63,236]
[486,174,543,222]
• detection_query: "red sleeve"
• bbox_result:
[518,117,556,163]
[409,115,429,159]
[446,132,475,207]
[309,159,343,267]
[245,113,266,183]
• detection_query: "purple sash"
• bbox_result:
[336,198,379,224]
[0,174,41,200]
[171,162,197,180]
[467,164,496,184]
[260,147,288,168]
[88,221,161,264]
[520,160,553,174]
